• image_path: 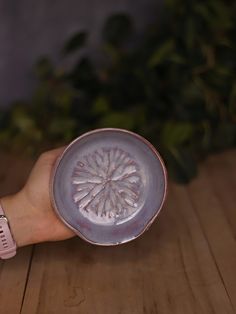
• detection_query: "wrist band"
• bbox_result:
[0,202,17,259]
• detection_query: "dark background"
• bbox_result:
[0,0,235,183]
[0,0,160,106]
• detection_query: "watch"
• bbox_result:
[0,202,17,259]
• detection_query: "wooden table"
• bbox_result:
[0,150,236,314]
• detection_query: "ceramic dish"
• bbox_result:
[51,128,167,245]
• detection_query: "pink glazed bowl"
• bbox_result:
[50,128,167,245]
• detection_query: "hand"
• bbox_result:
[1,148,75,247]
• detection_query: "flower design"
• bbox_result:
[72,147,142,224]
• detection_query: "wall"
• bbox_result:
[0,0,160,107]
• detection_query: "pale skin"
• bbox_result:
[1,147,75,247]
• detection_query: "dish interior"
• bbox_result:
[52,130,166,245]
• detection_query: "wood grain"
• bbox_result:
[187,157,236,311]
[0,151,236,314]
[205,152,236,235]
[0,153,34,314]
[21,185,234,313]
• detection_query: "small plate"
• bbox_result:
[51,128,167,245]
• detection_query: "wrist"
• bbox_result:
[1,192,42,247]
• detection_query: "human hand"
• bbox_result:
[1,148,75,247]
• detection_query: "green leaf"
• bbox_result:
[48,117,76,141]
[34,57,53,80]
[208,0,233,30]
[185,18,195,49]
[70,57,99,93]
[99,111,135,129]
[12,110,35,132]
[103,43,122,62]
[194,1,233,31]
[0,110,10,130]
[92,96,110,115]
[168,53,186,64]
[32,81,52,108]
[148,39,175,67]
[62,31,87,54]
[0,130,11,145]
[161,122,194,147]
[52,85,75,110]
[201,121,212,151]
[11,108,42,141]
[102,13,132,46]
[166,148,198,184]
[213,123,236,150]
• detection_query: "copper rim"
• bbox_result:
[50,128,168,246]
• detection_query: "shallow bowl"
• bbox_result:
[51,128,167,245]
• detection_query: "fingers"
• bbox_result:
[38,146,67,165]
[39,146,66,161]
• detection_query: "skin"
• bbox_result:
[1,147,75,247]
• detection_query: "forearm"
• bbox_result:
[1,192,42,247]
[0,148,75,250]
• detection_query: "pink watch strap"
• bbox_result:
[0,202,17,259]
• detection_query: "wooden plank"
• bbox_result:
[0,153,34,314]
[170,183,234,314]
[21,180,234,314]
[205,152,236,234]
[0,247,33,314]
[186,162,236,311]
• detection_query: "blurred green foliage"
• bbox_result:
[0,0,236,183]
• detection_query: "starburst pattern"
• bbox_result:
[71,147,143,224]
